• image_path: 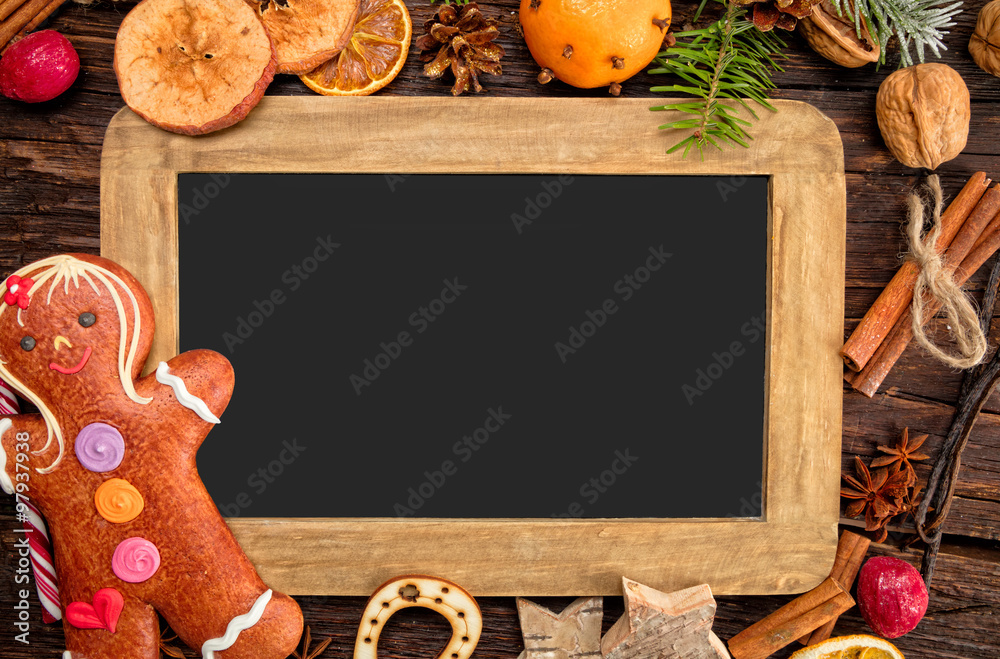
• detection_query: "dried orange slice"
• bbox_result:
[254,0,362,74]
[114,0,276,135]
[299,0,412,96]
[789,634,905,659]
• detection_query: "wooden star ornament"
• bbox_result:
[602,578,731,659]
[516,596,603,659]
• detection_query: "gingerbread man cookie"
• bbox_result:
[0,254,303,659]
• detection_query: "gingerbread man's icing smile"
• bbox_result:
[0,254,303,659]
[49,335,93,374]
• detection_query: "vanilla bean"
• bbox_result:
[916,253,1000,587]
[960,253,1000,400]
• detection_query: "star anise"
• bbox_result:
[732,0,823,31]
[870,427,930,487]
[416,2,505,95]
[841,456,910,541]
[292,626,333,659]
[897,482,924,517]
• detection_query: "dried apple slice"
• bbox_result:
[114,0,276,136]
[252,0,362,74]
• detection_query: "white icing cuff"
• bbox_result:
[156,362,221,424]
[202,589,272,659]
[0,418,14,495]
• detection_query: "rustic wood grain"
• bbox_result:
[0,0,998,656]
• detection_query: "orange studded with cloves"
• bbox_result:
[519,0,672,92]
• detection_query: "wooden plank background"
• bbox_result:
[1,0,998,657]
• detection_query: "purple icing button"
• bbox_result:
[74,423,125,473]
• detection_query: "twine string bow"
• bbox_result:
[909,175,987,370]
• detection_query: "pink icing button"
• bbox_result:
[74,422,125,473]
[111,537,160,583]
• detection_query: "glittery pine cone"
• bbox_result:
[416,2,504,95]
[733,0,823,31]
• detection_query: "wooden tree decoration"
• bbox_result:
[602,578,730,659]
[516,596,603,659]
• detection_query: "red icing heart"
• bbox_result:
[66,588,124,633]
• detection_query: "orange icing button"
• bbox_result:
[94,478,144,524]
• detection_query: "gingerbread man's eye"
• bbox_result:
[78,312,96,327]
[20,336,36,351]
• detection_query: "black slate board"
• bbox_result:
[179,173,766,519]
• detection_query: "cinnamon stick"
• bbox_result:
[841,173,991,372]
[799,531,871,646]
[937,183,1000,271]
[848,205,1000,396]
[795,531,861,645]
[727,577,854,659]
[0,0,30,22]
[0,0,52,50]
[19,0,66,36]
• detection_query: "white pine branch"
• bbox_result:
[833,0,963,67]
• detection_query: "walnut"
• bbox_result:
[875,63,970,171]
[970,0,1000,77]
[798,0,879,68]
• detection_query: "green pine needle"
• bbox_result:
[650,0,785,159]
[832,0,962,67]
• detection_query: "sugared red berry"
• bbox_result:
[857,556,929,639]
[0,30,80,103]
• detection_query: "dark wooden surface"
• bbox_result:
[2,0,999,657]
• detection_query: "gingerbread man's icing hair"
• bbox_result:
[0,255,152,474]
[0,254,303,659]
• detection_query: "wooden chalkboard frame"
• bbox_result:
[101,96,845,597]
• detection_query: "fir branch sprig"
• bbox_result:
[649,1,785,158]
[833,0,963,67]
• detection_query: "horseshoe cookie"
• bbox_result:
[354,575,482,659]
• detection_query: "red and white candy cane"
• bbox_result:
[0,378,62,623]
[0,378,17,414]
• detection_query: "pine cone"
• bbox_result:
[416,2,504,95]
[733,0,823,31]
